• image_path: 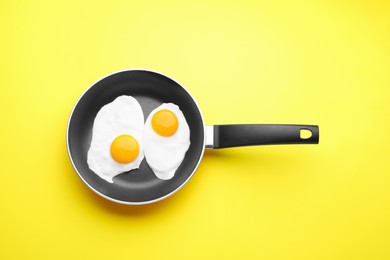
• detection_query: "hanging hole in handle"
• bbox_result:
[300,129,312,139]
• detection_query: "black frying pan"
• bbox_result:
[67,70,319,205]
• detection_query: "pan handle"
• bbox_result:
[206,124,319,149]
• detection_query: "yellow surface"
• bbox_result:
[1,0,389,259]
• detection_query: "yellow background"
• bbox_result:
[1,0,389,259]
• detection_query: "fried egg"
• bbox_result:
[144,103,190,180]
[87,96,144,183]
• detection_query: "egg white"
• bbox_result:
[143,103,191,180]
[87,95,144,183]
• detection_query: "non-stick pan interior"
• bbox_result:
[67,70,205,204]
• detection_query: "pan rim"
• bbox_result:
[66,68,206,205]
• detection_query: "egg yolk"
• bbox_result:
[110,134,139,164]
[152,109,178,137]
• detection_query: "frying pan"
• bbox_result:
[66,69,319,205]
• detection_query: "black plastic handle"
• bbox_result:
[213,124,319,149]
